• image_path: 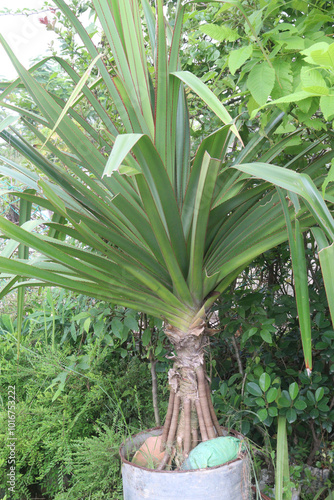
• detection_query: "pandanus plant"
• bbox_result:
[0,0,333,467]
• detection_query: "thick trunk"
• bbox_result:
[158,318,222,469]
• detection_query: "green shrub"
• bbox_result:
[0,290,167,499]
[54,423,124,500]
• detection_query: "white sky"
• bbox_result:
[0,0,57,80]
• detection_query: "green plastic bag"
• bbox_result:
[182,436,245,470]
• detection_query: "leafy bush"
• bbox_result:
[210,246,334,496]
[54,423,124,500]
[0,290,167,499]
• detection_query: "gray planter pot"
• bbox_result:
[119,427,251,500]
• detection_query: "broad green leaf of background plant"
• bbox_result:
[300,66,329,96]
[301,42,334,69]
[320,96,334,121]
[250,91,325,118]
[244,8,263,37]
[247,62,275,106]
[194,0,272,71]
[199,23,239,42]
[228,45,253,75]
[259,372,270,392]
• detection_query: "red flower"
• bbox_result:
[39,16,49,25]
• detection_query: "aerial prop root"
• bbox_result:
[158,365,222,469]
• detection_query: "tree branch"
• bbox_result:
[0,8,58,17]
[149,349,161,427]
[231,333,244,377]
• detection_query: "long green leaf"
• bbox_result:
[168,3,188,201]
[278,188,312,372]
[188,153,221,303]
[210,207,314,282]
[233,110,284,165]
[0,115,18,132]
[0,218,112,285]
[207,189,289,275]
[54,56,118,135]
[8,123,141,216]
[110,194,166,268]
[53,0,132,132]
[2,125,143,231]
[169,2,185,72]
[0,102,50,128]
[319,242,334,328]
[93,0,154,136]
[46,219,170,285]
[0,276,20,300]
[1,221,44,259]
[276,416,291,500]
[233,162,334,241]
[251,91,327,118]
[45,93,113,150]
[12,187,156,273]
[0,162,39,190]
[118,0,154,134]
[0,205,189,317]
[0,56,58,99]
[0,35,107,180]
[172,71,242,143]
[141,0,156,56]
[42,53,102,148]
[182,124,232,240]
[16,195,32,358]
[43,235,183,311]
[174,82,190,203]
[154,0,169,171]
[314,489,334,500]
[0,258,191,327]
[104,133,188,273]
[103,134,142,176]
[258,130,302,164]
[15,122,114,205]
[136,174,193,305]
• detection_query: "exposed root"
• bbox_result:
[205,377,223,437]
[191,427,199,450]
[183,398,191,456]
[157,393,179,471]
[195,398,208,441]
[160,389,175,452]
[196,365,216,439]
[156,449,173,471]
[167,393,180,447]
[158,318,223,470]
[191,402,199,450]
